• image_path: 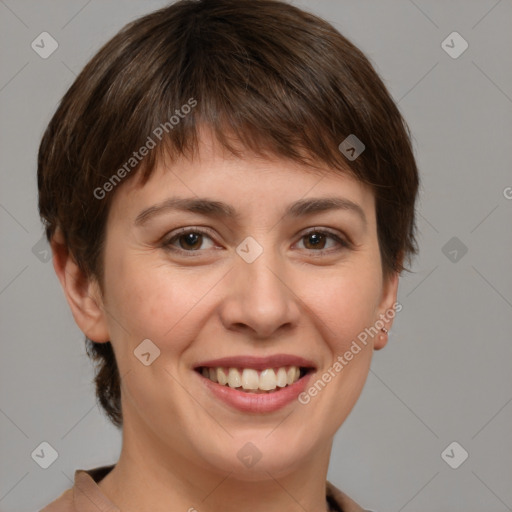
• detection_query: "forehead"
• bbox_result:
[109,127,376,225]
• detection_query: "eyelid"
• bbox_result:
[165,226,217,240]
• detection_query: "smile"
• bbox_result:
[193,354,316,413]
[196,365,308,393]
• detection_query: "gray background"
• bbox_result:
[1,0,511,511]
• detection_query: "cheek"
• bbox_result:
[301,263,382,351]
[102,253,221,358]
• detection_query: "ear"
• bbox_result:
[50,227,110,343]
[373,270,400,351]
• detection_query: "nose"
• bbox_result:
[218,245,301,339]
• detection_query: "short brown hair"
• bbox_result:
[37,0,420,428]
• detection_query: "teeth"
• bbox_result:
[259,369,277,390]
[287,366,299,385]
[276,367,288,388]
[200,365,304,392]
[241,368,259,390]
[228,368,242,388]
[217,367,228,386]
[208,367,218,383]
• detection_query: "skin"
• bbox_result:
[51,126,399,512]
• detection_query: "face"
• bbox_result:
[90,127,398,480]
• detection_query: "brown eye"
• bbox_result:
[177,232,203,250]
[163,228,216,254]
[296,229,350,254]
[302,232,328,250]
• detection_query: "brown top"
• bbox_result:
[39,465,369,512]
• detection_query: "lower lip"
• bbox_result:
[197,370,314,413]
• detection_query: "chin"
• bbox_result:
[195,433,311,482]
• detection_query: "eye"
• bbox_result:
[162,226,351,258]
[295,229,350,254]
[162,227,216,255]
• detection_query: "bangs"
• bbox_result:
[87,0,380,190]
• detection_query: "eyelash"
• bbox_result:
[161,227,351,258]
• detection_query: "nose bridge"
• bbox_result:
[220,236,299,337]
[241,244,283,296]
[237,238,289,310]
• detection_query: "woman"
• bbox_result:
[37,0,419,510]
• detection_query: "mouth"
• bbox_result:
[194,365,314,394]
[193,355,316,413]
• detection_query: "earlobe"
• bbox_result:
[50,227,110,343]
[374,270,400,350]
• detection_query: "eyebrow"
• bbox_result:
[134,196,367,227]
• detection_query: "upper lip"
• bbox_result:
[194,354,316,371]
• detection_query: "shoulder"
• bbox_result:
[326,480,376,512]
[39,488,74,512]
[38,465,116,512]
[40,471,372,512]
